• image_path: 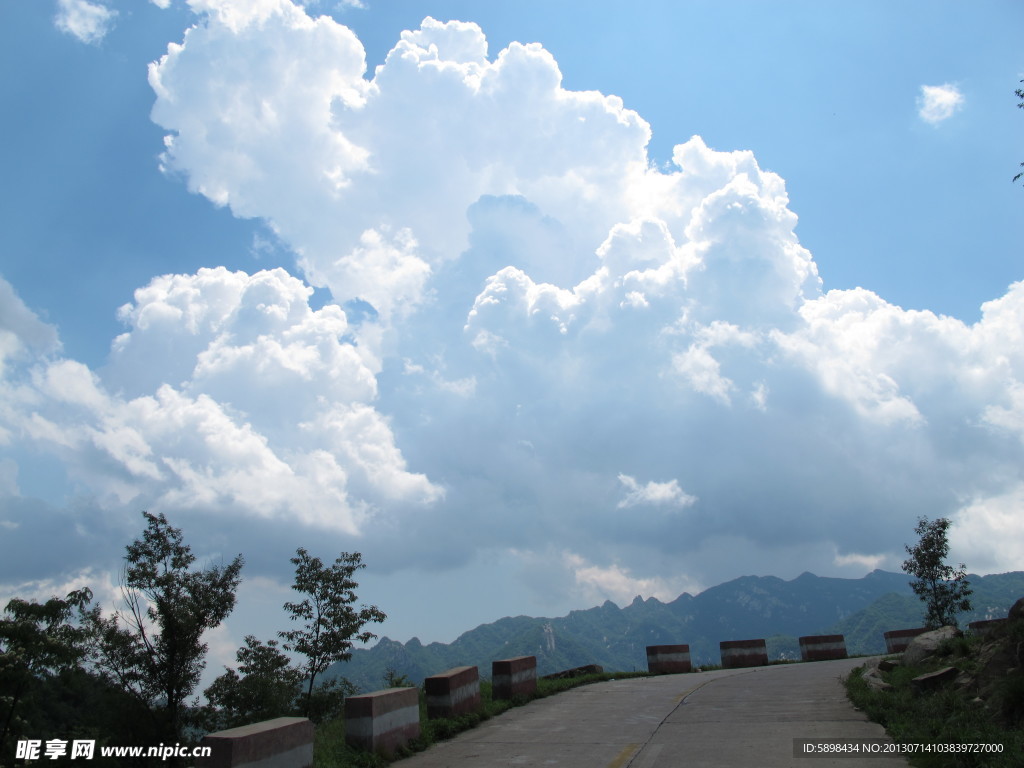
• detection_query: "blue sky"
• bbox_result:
[1,0,1022,679]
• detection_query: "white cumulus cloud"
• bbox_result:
[1,268,441,538]
[54,0,117,44]
[4,3,1024,626]
[617,474,697,509]
[918,83,964,124]
[101,4,1024,581]
[951,485,1024,578]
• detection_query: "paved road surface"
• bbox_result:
[397,657,910,767]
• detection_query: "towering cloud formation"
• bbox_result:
[4,2,1022,614]
[2,268,440,541]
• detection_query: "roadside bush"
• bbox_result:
[845,660,1024,768]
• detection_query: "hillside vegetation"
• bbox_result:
[845,613,1024,767]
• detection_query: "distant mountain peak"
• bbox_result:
[329,569,1024,694]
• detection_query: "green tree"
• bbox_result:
[1015,80,1023,185]
[382,667,413,688]
[901,516,972,629]
[84,511,244,740]
[280,549,385,718]
[0,589,92,758]
[203,636,304,730]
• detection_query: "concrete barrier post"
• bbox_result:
[798,634,848,661]
[197,717,313,768]
[883,627,928,654]
[646,644,692,674]
[720,639,768,668]
[344,687,421,758]
[492,656,537,700]
[425,666,481,719]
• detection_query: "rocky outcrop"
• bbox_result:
[877,658,900,672]
[859,657,894,692]
[957,629,1022,713]
[861,597,1024,729]
[911,666,958,692]
[902,626,962,666]
[1008,596,1024,622]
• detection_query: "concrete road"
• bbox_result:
[397,657,910,767]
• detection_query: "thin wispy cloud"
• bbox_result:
[918,83,964,124]
[563,552,700,605]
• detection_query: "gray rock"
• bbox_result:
[1008,596,1024,622]
[863,670,893,692]
[911,666,959,692]
[859,662,893,693]
[902,626,961,666]
[954,671,975,692]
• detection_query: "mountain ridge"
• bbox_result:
[325,569,1024,694]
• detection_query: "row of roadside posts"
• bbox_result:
[197,619,1007,765]
[342,629,914,758]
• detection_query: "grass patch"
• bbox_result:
[844,644,1024,768]
[313,715,387,768]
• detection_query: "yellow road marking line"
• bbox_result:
[607,742,640,768]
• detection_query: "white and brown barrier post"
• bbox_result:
[720,638,768,668]
[343,687,421,758]
[197,717,313,768]
[646,644,692,674]
[424,665,481,719]
[492,656,537,700]
[883,628,928,654]
[798,634,848,661]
